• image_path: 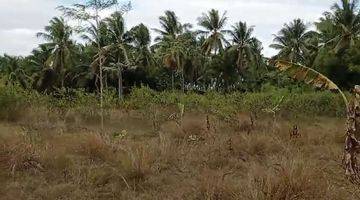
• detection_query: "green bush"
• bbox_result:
[125,87,347,118]
[0,84,347,122]
[0,85,28,121]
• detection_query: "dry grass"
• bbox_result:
[0,108,358,200]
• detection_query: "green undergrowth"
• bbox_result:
[0,84,347,122]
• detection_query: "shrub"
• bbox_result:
[0,85,28,121]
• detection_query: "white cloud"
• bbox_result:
[0,0,335,56]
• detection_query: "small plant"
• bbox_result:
[262,96,284,131]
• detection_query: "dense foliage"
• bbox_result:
[0,0,359,97]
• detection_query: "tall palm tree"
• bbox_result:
[58,0,121,130]
[156,35,191,91]
[323,0,360,53]
[106,11,130,99]
[36,17,74,88]
[270,18,316,64]
[128,23,152,68]
[197,9,229,55]
[90,11,129,99]
[83,21,112,92]
[153,10,191,41]
[228,21,261,72]
[82,21,111,49]
[153,11,192,91]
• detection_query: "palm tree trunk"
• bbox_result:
[176,54,184,93]
[99,57,104,130]
[171,71,175,91]
[119,46,130,100]
[182,71,185,93]
[237,48,244,72]
[60,53,65,88]
[61,73,65,88]
[118,63,123,99]
[93,2,104,131]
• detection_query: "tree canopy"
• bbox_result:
[1,0,359,96]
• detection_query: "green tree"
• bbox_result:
[270,19,316,64]
[228,21,261,72]
[197,9,228,55]
[0,55,31,88]
[153,10,191,41]
[128,23,152,68]
[153,11,193,91]
[103,11,130,99]
[36,17,74,88]
[156,35,191,91]
[58,0,122,129]
[318,0,360,53]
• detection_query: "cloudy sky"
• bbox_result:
[0,0,335,57]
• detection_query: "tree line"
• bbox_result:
[0,0,359,98]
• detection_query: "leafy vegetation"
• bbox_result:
[0,1,360,198]
[1,0,359,96]
[0,90,354,200]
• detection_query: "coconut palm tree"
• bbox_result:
[322,0,360,53]
[106,11,130,99]
[58,0,121,130]
[197,9,229,55]
[90,11,130,99]
[270,18,316,64]
[228,21,261,72]
[128,23,152,68]
[36,17,74,88]
[153,10,191,41]
[0,55,31,88]
[153,11,193,91]
[156,35,191,91]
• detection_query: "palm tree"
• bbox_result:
[197,9,228,55]
[106,11,130,99]
[90,11,129,99]
[128,23,152,68]
[153,10,191,41]
[58,0,121,130]
[82,21,111,49]
[322,0,360,53]
[270,18,316,64]
[36,17,74,88]
[153,11,193,91]
[27,44,54,89]
[83,21,112,92]
[30,44,53,70]
[228,21,261,72]
[0,55,31,88]
[156,35,191,91]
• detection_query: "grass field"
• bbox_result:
[0,104,358,200]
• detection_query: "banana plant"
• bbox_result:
[274,60,349,110]
[273,60,359,177]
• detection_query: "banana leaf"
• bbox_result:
[274,60,349,109]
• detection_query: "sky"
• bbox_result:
[0,0,335,57]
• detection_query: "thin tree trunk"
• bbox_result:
[237,48,244,72]
[94,3,104,132]
[119,45,129,99]
[118,63,123,99]
[182,71,185,93]
[172,71,175,91]
[104,74,108,90]
[99,57,104,131]
[176,54,184,93]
